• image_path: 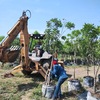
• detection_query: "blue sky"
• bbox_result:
[0,0,100,36]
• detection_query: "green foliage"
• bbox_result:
[47,18,62,28]
[80,23,100,59]
[11,37,20,45]
[44,18,62,53]
[0,36,4,42]
[34,30,40,34]
[0,80,25,100]
[29,31,41,52]
[65,22,75,30]
[63,23,100,66]
[61,36,66,40]
[30,84,42,100]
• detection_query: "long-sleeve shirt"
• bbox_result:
[50,64,68,79]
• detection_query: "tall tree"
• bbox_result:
[44,18,75,55]
[80,24,100,62]
[44,18,62,53]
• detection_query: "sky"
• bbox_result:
[0,0,100,36]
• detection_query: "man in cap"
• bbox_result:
[50,58,68,100]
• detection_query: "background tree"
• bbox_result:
[0,36,20,46]
[44,18,62,53]
[44,18,75,56]
[29,30,41,52]
[80,24,100,65]
[0,36,5,42]
[11,37,20,45]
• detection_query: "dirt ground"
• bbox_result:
[65,66,100,79]
[65,66,100,99]
[0,65,100,100]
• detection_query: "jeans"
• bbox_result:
[52,77,67,99]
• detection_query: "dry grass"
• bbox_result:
[0,63,100,100]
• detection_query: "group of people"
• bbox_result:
[49,58,68,100]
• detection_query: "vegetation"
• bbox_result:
[0,64,83,100]
[0,17,100,98]
[0,18,100,63]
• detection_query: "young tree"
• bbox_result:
[44,18,75,56]
[44,18,62,53]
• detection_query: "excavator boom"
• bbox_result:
[0,11,30,64]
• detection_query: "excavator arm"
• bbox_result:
[0,11,30,64]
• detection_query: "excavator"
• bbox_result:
[0,10,53,79]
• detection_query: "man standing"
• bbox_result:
[50,58,68,100]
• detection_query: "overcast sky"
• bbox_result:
[0,0,100,36]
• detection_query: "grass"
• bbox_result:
[1,62,99,100]
[0,68,78,100]
[0,63,45,100]
[0,78,25,100]
[30,84,42,100]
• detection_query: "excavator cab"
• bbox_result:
[29,34,45,57]
[28,34,53,78]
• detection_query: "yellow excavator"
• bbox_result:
[0,10,53,79]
